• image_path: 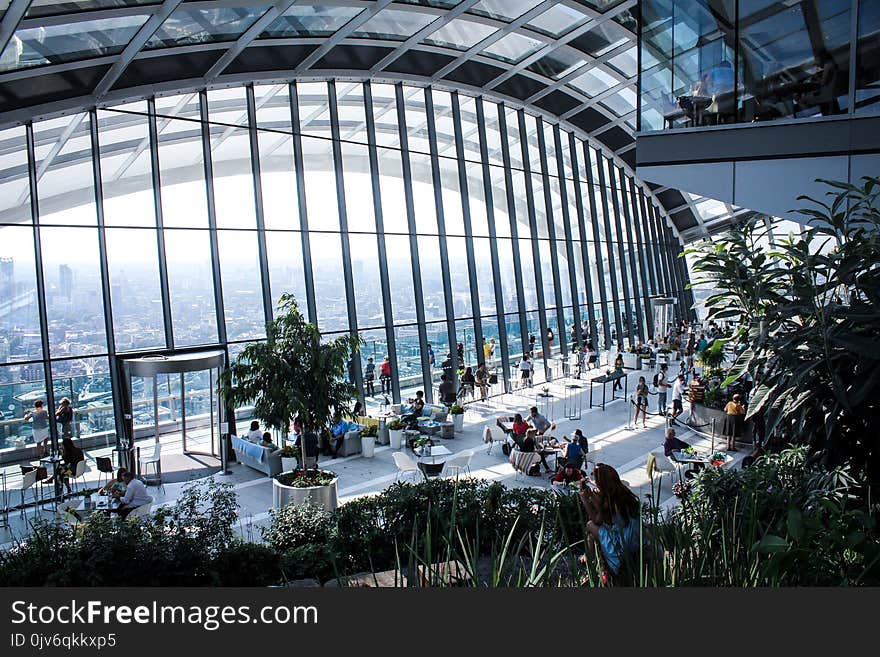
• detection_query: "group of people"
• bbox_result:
[24,397,74,456]
[495,406,590,479]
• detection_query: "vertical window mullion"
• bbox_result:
[289,82,318,325]
[569,133,598,345]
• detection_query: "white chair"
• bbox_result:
[126,502,153,522]
[68,460,88,495]
[392,452,422,483]
[139,442,163,492]
[584,450,602,477]
[443,451,473,478]
[17,469,39,519]
[56,500,82,526]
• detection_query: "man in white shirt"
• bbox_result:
[656,364,669,416]
[113,472,152,519]
[671,374,686,421]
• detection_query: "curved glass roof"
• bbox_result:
[0,0,742,237]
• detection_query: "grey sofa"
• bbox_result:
[337,429,362,457]
[231,435,283,476]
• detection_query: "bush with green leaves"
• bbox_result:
[262,502,333,553]
[684,177,880,484]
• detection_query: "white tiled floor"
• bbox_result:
[1,364,743,546]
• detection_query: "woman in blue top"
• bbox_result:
[579,463,641,581]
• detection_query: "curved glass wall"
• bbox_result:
[0,78,689,456]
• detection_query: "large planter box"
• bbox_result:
[620,353,643,370]
[690,403,753,444]
[272,472,338,512]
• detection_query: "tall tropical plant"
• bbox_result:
[683,177,880,485]
[219,294,360,442]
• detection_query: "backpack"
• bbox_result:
[527,462,542,477]
[652,372,659,387]
[502,442,511,456]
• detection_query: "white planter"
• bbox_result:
[389,429,403,449]
[361,435,375,458]
[452,414,464,432]
[281,457,298,472]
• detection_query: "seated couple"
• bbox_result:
[245,421,279,449]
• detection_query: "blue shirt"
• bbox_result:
[331,420,348,438]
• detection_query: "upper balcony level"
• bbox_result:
[637,0,879,133]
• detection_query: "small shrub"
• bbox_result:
[262,502,333,553]
[280,544,337,583]
[211,542,281,586]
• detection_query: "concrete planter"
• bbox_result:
[452,414,464,432]
[690,403,753,444]
[281,456,298,472]
[389,429,403,450]
[361,435,375,458]
[272,471,338,512]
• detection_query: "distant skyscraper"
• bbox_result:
[59,264,73,300]
[0,257,13,299]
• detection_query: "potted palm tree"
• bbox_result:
[220,294,359,512]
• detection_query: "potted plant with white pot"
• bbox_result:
[360,423,377,458]
[387,419,405,449]
[450,404,464,432]
[220,293,359,513]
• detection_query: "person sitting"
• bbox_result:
[328,414,349,457]
[663,426,690,457]
[474,362,489,401]
[496,413,529,442]
[578,463,641,582]
[527,406,551,436]
[245,420,263,443]
[559,434,585,469]
[552,461,584,487]
[438,374,457,406]
[99,468,128,497]
[459,367,476,400]
[46,436,85,495]
[402,391,426,428]
[112,471,153,519]
[519,428,553,473]
[295,428,320,469]
[259,431,278,450]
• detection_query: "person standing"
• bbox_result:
[671,374,686,421]
[656,364,669,417]
[519,353,533,388]
[426,343,435,371]
[723,393,746,452]
[55,397,73,439]
[24,399,50,455]
[633,376,650,428]
[363,356,376,396]
[547,327,554,351]
[528,333,536,355]
[379,356,392,395]
[612,353,625,392]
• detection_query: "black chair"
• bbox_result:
[95,456,114,489]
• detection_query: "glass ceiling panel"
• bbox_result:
[482,31,544,63]
[568,66,617,96]
[526,48,586,80]
[397,1,462,9]
[470,0,543,22]
[353,8,436,41]
[25,0,159,18]
[0,14,149,72]
[261,5,361,38]
[423,17,496,50]
[599,85,636,116]
[576,19,629,57]
[527,4,589,37]
[147,7,268,49]
[607,46,637,76]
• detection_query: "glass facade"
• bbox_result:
[639,0,878,130]
[0,79,688,457]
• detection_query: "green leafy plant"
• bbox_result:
[387,419,406,431]
[279,445,298,458]
[449,404,464,415]
[360,423,378,437]
[220,293,360,467]
[684,177,880,484]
